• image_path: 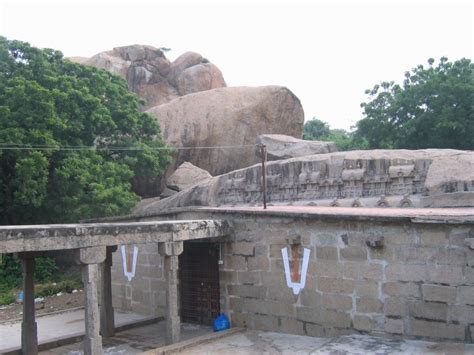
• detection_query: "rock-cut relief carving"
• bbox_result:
[297,162,324,201]
[377,195,390,207]
[267,166,282,202]
[279,166,298,202]
[389,159,416,195]
[342,161,366,198]
[244,168,261,204]
[399,194,413,208]
[220,172,246,205]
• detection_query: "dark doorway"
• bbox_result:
[179,241,220,325]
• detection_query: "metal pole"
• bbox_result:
[260,144,267,209]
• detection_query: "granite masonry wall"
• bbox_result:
[111,210,474,342]
[111,243,167,317]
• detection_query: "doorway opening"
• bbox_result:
[179,241,220,325]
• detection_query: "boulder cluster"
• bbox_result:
[71,45,474,211]
[70,45,305,193]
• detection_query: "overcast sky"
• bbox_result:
[1,0,472,130]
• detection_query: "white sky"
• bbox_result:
[1,0,473,130]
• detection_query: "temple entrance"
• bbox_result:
[179,241,220,325]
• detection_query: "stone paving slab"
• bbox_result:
[39,322,213,354]
[143,327,245,354]
[6,315,474,355]
[0,309,150,353]
[180,330,474,354]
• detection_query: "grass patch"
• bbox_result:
[35,278,83,298]
[0,291,16,305]
[0,255,83,305]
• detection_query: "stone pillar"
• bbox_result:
[20,254,37,355]
[76,246,106,355]
[159,241,183,345]
[100,246,117,337]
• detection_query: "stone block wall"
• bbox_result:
[213,214,474,342]
[111,210,474,342]
[111,243,166,317]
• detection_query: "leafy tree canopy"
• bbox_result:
[0,37,171,224]
[303,118,331,140]
[303,118,368,151]
[354,57,474,149]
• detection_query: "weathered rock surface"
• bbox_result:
[147,86,305,176]
[69,46,226,109]
[166,162,212,192]
[256,134,337,161]
[70,45,306,195]
[133,149,474,215]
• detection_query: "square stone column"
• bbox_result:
[159,241,183,345]
[100,246,117,337]
[76,246,106,355]
[20,253,37,355]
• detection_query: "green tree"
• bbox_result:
[0,37,171,224]
[303,118,368,151]
[355,57,474,149]
[303,118,331,140]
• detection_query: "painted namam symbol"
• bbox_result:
[121,245,139,282]
[281,246,310,295]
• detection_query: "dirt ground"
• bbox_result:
[0,290,85,323]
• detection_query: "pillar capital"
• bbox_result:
[159,241,183,256]
[75,246,106,265]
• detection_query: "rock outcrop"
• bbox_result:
[133,149,474,215]
[256,134,337,161]
[166,162,212,192]
[147,86,305,176]
[69,45,226,109]
[70,45,306,195]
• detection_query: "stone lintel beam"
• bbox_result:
[0,220,231,254]
[171,220,231,242]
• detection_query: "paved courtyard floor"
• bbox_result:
[40,322,212,354]
[0,308,151,353]
[3,308,474,354]
[40,325,474,354]
[181,330,474,354]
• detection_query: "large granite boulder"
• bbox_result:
[70,45,305,196]
[133,149,474,215]
[166,162,212,192]
[68,46,226,109]
[147,86,305,176]
[256,134,337,161]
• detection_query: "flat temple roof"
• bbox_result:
[148,206,474,224]
[0,220,231,254]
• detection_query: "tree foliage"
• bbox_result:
[303,118,368,151]
[0,37,171,224]
[355,57,474,149]
[303,118,331,140]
